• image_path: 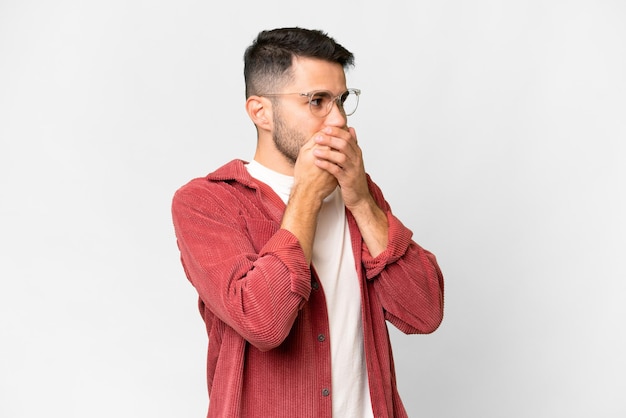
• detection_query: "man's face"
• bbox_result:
[271,57,349,165]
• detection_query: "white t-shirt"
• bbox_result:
[246,160,374,418]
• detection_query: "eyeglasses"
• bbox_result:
[260,88,361,118]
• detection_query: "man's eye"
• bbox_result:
[310,93,331,107]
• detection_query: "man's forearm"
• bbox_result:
[348,196,388,257]
[280,183,323,264]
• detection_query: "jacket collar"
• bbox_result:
[206,159,253,184]
[207,159,287,220]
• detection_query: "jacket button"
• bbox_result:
[311,281,319,290]
[317,334,326,342]
[321,388,330,397]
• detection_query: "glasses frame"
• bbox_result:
[260,88,361,117]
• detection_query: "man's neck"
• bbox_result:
[253,145,295,176]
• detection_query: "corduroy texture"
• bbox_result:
[171,159,444,418]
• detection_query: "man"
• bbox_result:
[171,27,444,418]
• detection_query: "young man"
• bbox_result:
[171,27,444,418]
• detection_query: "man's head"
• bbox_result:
[244,28,358,173]
[244,27,355,98]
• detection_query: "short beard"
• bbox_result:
[272,106,305,166]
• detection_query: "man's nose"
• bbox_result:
[324,99,348,128]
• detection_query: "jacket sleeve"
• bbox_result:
[360,177,444,334]
[171,180,312,351]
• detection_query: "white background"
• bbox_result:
[1,1,625,417]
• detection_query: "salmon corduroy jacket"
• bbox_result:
[171,159,444,418]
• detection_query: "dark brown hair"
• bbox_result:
[243,27,355,97]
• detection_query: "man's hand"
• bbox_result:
[280,136,338,264]
[311,126,389,257]
[311,126,369,209]
[293,135,338,202]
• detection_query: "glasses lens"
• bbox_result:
[341,90,359,116]
[308,92,332,117]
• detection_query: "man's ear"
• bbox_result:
[245,96,272,131]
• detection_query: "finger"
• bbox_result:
[348,127,358,144]
[313,145,344,165]
[315,134,353,154]
[314,156,345,176]
[321,126,352,142]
